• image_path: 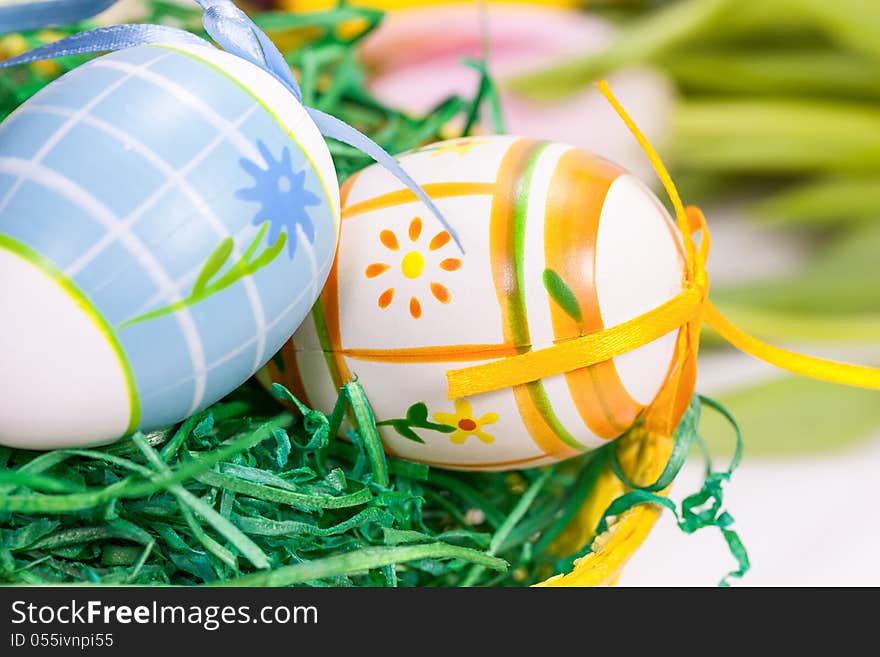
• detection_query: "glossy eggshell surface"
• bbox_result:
[0,43,340,449]
[267,136,684,471]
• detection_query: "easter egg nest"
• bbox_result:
[0,380,745,587]
[0,3,746,586]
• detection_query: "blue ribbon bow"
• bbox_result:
[0,0,463,250]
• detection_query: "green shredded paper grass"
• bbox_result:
[0,2,747,587]
[0,380,606,586]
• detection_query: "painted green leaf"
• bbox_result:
[121,226,288,328]
[406,402,455,433]
[249,229,286,271]
[375,420,425,444]
[428,423,456,434]
[542,269,582,323]
[242,221,270,262]
[701,375,880,458]
[406,402,430,424]
[376,403,456,443]
[193,237,234,298]
[212,228,285,293]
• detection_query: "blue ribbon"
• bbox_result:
[0,0,463,251]
[0,0,117,34]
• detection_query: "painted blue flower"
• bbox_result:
[236,141,321,258]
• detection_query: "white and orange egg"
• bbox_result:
[264,135,686,471]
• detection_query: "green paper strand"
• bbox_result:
[593,396,750,587]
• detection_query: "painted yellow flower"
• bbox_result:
[434,400,499,445]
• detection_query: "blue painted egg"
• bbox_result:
[0,43,340,449]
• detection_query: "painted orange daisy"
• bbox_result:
[366,216,462,319]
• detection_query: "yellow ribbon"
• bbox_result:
[447,80,880,409]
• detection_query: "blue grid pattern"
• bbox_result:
[0,45,337,430]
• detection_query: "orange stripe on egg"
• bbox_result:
[544,150,645,439]
[339,343,521,363]
[268,340,314,409]
[323,171,415,459]
[341,182,496,219]
[489,139,585,461]
[339,171,361,208]
[309,283,404,458]
[644,326,697,437]
[398,451,556,471]
[312,248,353,391]
[316,172,363,389]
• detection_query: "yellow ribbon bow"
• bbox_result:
[447,81,880,436]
